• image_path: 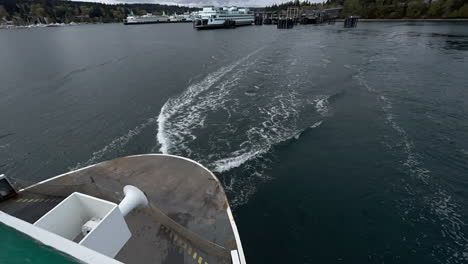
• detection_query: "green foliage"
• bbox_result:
[265,1,328,11]
[3,0,468,25]
[342,0,362,17]
[89,6,102,18]
[455,3,468,17]
[0,5,7,20]
[406,1,429,18]
[0,0,198,25]
[427,0,445,17]
[267,0,468,19]
[443,0,467,17]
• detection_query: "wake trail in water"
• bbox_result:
[155,46,333,206]
[157,48,264,156]
[71,49,267,174]
[74,44,334,207]
[356,67,468,264]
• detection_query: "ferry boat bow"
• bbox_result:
[0,154,246,264]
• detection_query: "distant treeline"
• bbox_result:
[2,0,467,26]
[268,0,468,19]
[0,0,197,25]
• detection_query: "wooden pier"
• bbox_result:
[277,18,295,29]
[254,7,343,28]
[344,16,359,28]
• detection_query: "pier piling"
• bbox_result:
[277,18,294,29]
[344,16,359,28]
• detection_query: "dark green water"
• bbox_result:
[1,22,468,263]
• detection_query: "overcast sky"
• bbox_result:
[75,0,324,8]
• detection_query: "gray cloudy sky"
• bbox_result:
[76,0,323,7]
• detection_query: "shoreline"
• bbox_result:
[2,18,468,29]
[0,22,113,30]
[0,22,82,30]
[336,18,468,22]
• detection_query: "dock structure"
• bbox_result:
[277,7,300,29]
[254,13,263,25]
[286,7,301,22]
[344,16,359,28]
[299,7,342,24]
[254,7,343,27]
[253,10,280,25]
[277,18,294,29]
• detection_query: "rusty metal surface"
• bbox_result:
[0,154,237,264]
[0,193,64,223]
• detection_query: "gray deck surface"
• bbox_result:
[0,154,238,264]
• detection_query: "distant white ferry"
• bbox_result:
[169,12,194,22]
[124,12,169,25]
[193,6,254,29]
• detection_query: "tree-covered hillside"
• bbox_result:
[0,0,197,25]
[269,0,468,19]
[1,0,467,26]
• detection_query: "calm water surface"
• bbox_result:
[1,22,468,264]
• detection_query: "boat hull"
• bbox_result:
[124,20,191,25]
[193,19,253,29]
[0,154,245,264]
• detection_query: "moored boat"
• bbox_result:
[169,12,194,22]
[193,6,254,29]
[124,12,169,25]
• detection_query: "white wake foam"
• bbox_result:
[212,149,265,173]
[157,48,263,155]
[314,96,330,117]
[294,121,323,140]
[154,47,334,206]
[310,120,323,128]
[157,54,333,176]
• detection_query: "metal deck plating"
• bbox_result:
[0,154,245,264]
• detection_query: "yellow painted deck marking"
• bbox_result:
[164,228,206,264]
[14,198,61,202]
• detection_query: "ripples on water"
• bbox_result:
[352,26,468,263]
[154,44,335,205]
[1,22,468,263]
